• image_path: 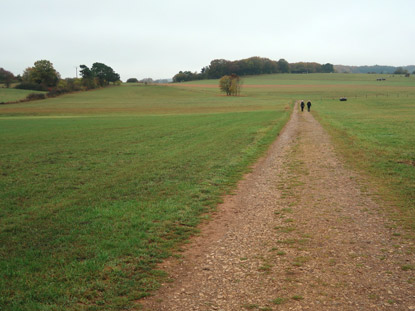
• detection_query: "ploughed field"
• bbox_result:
[1,73,414,310]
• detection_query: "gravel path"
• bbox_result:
[140,103,415,310]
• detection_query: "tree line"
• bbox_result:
[173,57,334,82]
[1,60,120,102]
[334,64,415,74]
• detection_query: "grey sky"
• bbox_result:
[2,0,414,80]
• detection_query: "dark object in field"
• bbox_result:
[307,101,311,111]
[300,100,305,111]
[376,78,386,81]
[339,97,347,101]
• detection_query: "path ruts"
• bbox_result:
[140,103,415,310]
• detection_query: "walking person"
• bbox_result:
[307,101,311,112]
[300,100,305,112]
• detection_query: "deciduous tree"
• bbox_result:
[277,59,290,73]
[79,63,120,88]
[91,62,120,86]
[219,74,241,96]
[394,67,408,75]
[321,63,334,73]
[0,68,15,88]
[29,60,60,88]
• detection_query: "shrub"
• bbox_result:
[26,93,46,101]
[47,89,65,98]
[65,78,82,91]
[219,74,241,96]
[82,78,97,90]
[15,82,46,91]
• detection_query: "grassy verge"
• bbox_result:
[0,101,290,310]
[313,96,415,229]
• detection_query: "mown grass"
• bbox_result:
[0,84,290,310]
[0,88,46,103]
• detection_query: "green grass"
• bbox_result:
[291,295,304,301]
[1,73,415,310]
[0,84,287,116]
[272,297,287,305]
[402,264,415,271]
[182,73,415,87]
[244,73,415,86]
[0,88,46,103]
[313,96,415,229]
[0,84,290,310]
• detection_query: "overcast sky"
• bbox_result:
[2,0,414,80]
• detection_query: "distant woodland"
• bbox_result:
[173,57,415,83]
[334,64,415,74]
[173,57,334,82]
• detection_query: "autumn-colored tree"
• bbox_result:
[219,74,241,96]
[21,67,33,83]
[0,68,15,88]
[29,60,60,88]
[18,61,60,90]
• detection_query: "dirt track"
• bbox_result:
[140,103,415,310]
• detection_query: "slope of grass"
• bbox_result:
[245,73,415,86]
[183,73,415,86]
[0,88,46,103]
[177,74,415,105]
[0,83,291,310]
[0,84,284,116]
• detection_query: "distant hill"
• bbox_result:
[334,65,415,74]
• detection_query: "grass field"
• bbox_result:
[314,96,415,228]
[0,84,290,310]
[179,73,415,227]
[0,84,287,116]
[0,88,46,103]
[178,73,415,103]
[183,73,415,86]
[1,73,414,310]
